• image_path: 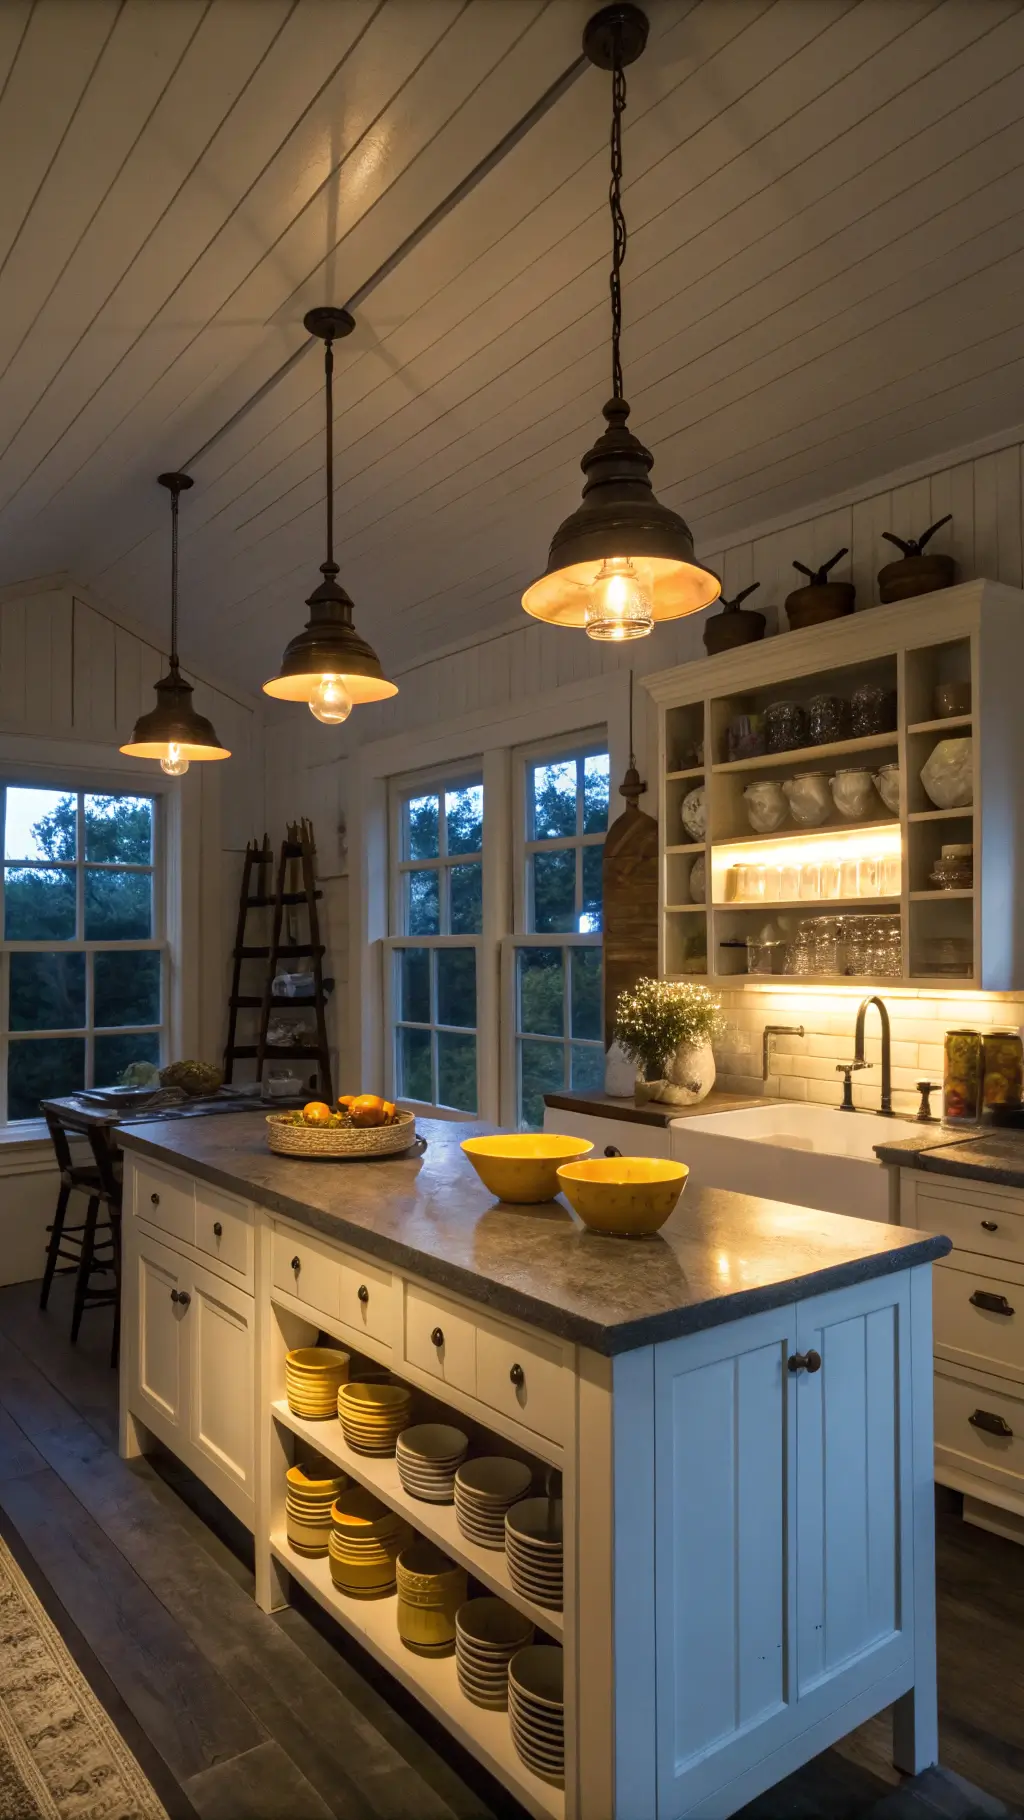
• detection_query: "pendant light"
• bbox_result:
[522,4,720,641]
[120,473,230,775]
[262,306,397,721]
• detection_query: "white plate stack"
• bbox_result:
[455,1597,534,1710]
[508,1645,564,1787]
[504,1498,562,1610]
[454,1457,533,1549]
[396,1424,468,1502]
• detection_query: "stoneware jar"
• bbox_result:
[688,854,706,902]
[680,784,707,842]
[743,779,787,833]
[874,763,901,815]
[781,772,831,827]
[635,1039,717,1108]
[920,737,973,809]
[830,768,877,820]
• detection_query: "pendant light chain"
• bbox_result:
[323,330,335,568]
[169,480,180,670]
[608,42,628,403]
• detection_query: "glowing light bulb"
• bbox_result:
[584,556,654,642]
[160,743,189,777]
[308,674,353,724]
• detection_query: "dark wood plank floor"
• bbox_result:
[0,1277,1019,1820]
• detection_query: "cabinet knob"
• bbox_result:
[969,1408,1013,1438]
[431,1326,444,1348]
[150,1192,160,1205]
[970,1289,1015,1317]
[291,1256,301,1272]
[213,1221,223,1238]
[981,1220,999,1232]
[509,1362,525,1388]
[787,1349,822,1374]
[357,1284,369,1304]
[170,1289,190,1309]
[604,1145,621,1158]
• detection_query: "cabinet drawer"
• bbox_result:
[935,1257,1024,1381]
[404,1286,476,1393]
[338,1256,392,1348]
[272,1228,338,1318]
[476,1321,568,1444]
[134,1161,194,1247]
[910,1177,1024,1268]
[935,1363,1024,1495]
[195,1184,253,1286]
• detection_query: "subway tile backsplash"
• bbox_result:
[713,988,1024,1117]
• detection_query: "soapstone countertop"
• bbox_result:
[542,1088,764,1129]
[875,1124,1024,1191]
[121,1113,950,1356]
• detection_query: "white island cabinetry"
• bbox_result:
[119,1128,944,1820]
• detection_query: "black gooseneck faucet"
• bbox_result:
[837,995,894,1115]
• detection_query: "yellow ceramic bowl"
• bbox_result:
[461,1134,594,1204]
[556,1157,689,1237]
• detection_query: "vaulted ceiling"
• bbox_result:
[0,0,1022,699]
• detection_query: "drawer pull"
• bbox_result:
[509,1362,525,1388]
[981,1220,999,1232]
[431,1326,445,1348]
[969,1408,1013,1438]
[357,1284,369,1304]
[213,1221,223,1238]
[150,1192,160,1206]
[788,1350,822,1375]
[291,1256,301,1272]
[970,1290,1015,1316]
[170,1289,191,1309]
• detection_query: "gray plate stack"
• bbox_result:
[454,1457,533,1548]
[508,1645,564,1787]
[505,1498,562,1610]
[455,1597,534,1709]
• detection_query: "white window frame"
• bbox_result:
[383,762,487,1120]
[0,780,166,1125]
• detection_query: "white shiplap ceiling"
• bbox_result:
[0,0,1022,699]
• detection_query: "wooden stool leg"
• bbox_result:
[70,1196,100,1344]
[39,1183,71,1310]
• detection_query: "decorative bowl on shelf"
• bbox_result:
[680,784,706,842]
[830,768,877,820]
[920,737,973,809]
[743,779,787,832]
[461,1133,593,1204]
[874,763,900,814]
[556,1156,689,1236]
[782,772,831,826]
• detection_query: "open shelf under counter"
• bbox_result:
[269,1536,563,1820]
[711,731,898,776]
[272,1399,562,1641]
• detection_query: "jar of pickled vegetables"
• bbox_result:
[982,1028,1024,1111]
[943,1028,983,1124]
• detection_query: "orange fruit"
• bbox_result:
[349,1093,386,1128]
[337,1094,356,1110]
[302,1101,332,1127]
[382,1100,396,1123]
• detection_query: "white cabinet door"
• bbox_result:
[188,1259,255,1508]
[135,1231,187,1431]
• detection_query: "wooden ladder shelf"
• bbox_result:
[223,821,332,1101]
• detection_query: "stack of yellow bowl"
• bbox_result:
[328,1487,413,1598]
[396,1540,468,1657]
[337,1381,412,1455]
[285,1347,350,1418]
[285,1462,346,1557]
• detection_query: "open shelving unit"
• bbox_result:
[643,580,1024,990]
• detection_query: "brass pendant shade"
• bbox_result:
[523,5,720,640]
[262,306,397,718]
[120,473,230,773]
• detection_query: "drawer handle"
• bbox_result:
[509,1363,525,1388]
[981,1220,999,1232]
[970,1290,1015,1317]
[150,1192,160,1206]
[604,1145,621,1158]
[969,1408,1013,1438]
[431,1326,444,1348]
[170,1289,191,1309]
[357,1285,369,1304]
[788,1350,822,1375]
[291,1256,301,1272]
[213,1221,223,1238]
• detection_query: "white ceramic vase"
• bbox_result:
[874,763,900,814]
[743,780,787,833]
[782,772,831,827]
[921,737,973,809]
[830,768,876,819]
[635,1040,716,1108]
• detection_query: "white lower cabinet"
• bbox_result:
[135,1230,187,1431]
[189,1267,255,1503]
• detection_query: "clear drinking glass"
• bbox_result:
[882,852,901,896]
[840,857,859,899]
[821,859,842,899]
[857,855,880,897]
[780,862,801,900]
[800,861,821,900]
[763,864,782,901]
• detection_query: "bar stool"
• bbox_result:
[41,1112,123,1367]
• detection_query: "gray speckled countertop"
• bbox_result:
[542,1087,764,1129]
[875,1125,1024,1190]
[121,1113,950,1355]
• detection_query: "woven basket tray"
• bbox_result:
[267,1109,418,1160]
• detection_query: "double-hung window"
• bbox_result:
[385,775,483,1116]
[0,786,164,1122]
[508,740,609,1128]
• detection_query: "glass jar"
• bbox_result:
[727,714,766,762]
[842,917,870,975]
[983,1029,1024,1111]
[807,694,850,746]
[850,682,897,737]
[864,916,902,977]
[944,1028,983,1124]
[746,936,784,977]
[764,699,808,753]
[783,922,815,975]
[882,851,902,896]
[807,915,841,974]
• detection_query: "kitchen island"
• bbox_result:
[118,1112,950,1820]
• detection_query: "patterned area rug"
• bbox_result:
[0,1536,169,1820]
